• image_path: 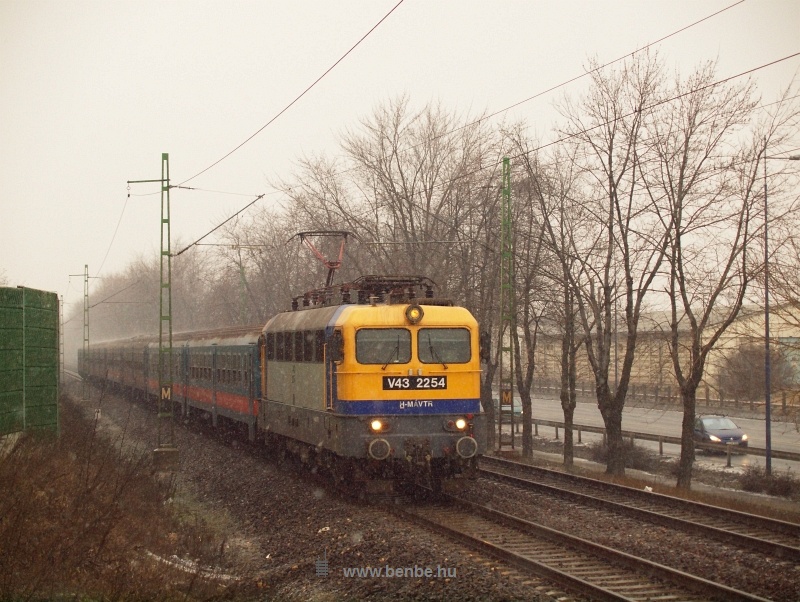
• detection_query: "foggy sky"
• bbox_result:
[1,0,797,314]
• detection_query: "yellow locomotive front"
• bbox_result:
[329,299,485,482]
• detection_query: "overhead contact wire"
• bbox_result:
[178,0,405,187]
[95,194,129,278]
[279,0,750,186]
[173,194,266,257]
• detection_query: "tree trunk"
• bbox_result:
[598,385,626,475]
[521,389,533,458]
[561,289,577,466]
[562,402,575,467]
[676,382,698,489]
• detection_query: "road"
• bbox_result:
[523,394,800,474]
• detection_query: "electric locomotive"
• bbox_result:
[261,275,485,490]
[79,275,485,491]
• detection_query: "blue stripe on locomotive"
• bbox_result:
[332,398,481,415]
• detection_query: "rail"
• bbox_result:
[520,418,800,464]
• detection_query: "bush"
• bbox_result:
[0,396,248,601]
[586,439,663,472]
[739,465,799,498]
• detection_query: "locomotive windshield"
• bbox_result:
[418,328,471,364]
[356,328,411,365]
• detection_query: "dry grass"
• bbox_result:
[0,396,258,601]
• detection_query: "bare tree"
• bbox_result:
[719,344,794,402]
[516,142,586,466]
[279,96,503,296]
[557,53,669,475]
[506,170,550,458]
[646,67,799,488]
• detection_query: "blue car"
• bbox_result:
[693,415,749,451]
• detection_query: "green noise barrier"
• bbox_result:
[0,287,59,436]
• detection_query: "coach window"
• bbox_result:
[294,331,304,362]
[418,328,471,364]
[356,328,411,365]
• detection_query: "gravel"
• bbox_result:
[71,382,557,601]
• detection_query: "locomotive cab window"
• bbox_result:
[418,328,471,364]
[356,328,411,365]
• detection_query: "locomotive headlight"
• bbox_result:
[444,417,468,432]
[405,304,424,324]
[370,419,384,432]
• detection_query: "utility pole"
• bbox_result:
[83,264,89,401]
[128,153,178,471]
[763,149,800,476]
[69,265,92,401]
[498,157,516,452]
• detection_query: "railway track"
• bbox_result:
[395,493,770,602]
[63,368,81,381]
[479,455,800,562]
[67,376,793,598]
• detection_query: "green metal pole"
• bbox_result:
[128,155,178,470]
[83,264,89,402]
[157,153,177,469]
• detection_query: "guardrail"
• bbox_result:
[518,418,800,465]
[533,381,800,416]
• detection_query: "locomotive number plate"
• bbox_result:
[383,376,447,390]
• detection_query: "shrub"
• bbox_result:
[739,465,799,498]
[586,439,662,472]
[0,396,249,601]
